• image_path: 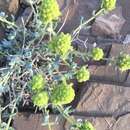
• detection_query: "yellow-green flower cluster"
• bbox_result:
[91,47,104,61]
[31,74,45,92]
[39,0,61,24]
[79,121,95,130]
[101,0,116,11]
[76,66,90,83]
[116,54,130,71]
[51,81,75,105]
[49,33,72,59]
[30,74,49,108]
[32,92,49,108]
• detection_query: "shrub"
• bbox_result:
[0,0,126,130]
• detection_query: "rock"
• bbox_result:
[117,0,130,35]
[125,72,130,86]
[13,113,65,130]
[0,0,19,39]
[0,0,19,15]
[112,114,130,130]
[92,7,125,37]
[58,0,100,33]
[76,83,130,116]
[89,65,128,83]
[64,116,116,130]
[110,44,130,57]
[123,34,130,44]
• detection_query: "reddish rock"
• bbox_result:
[65,116,115,130]
[109,44,130,57]
[0,0,19,15]
[89,65,127,83]
[112,114,130,130]
[76,83,130,115]
[92,7,125,37]
[58,0,100,33]
[0,0,19,39]
[117,0,130,35]
[13,113,65,130]
[125,72,130,85]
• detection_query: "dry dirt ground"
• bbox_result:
[0,0,130,130]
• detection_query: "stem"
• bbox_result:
[5,83,27,130]
[48,123,52,130]
[73,9,104,37]
[0,106,2,125]
[56,105,75,124]
[5,102,16,130]
[0,16,17,28]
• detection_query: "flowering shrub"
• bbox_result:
[0,0,128,130]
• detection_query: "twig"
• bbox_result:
[5,83,27,130]
[72,9,104,38]
[0,16,17,28]
[57,9,70,34]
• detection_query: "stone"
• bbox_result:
[58,0,100,33]
[64,116,116,130]
[0,0,19,39]
[110,44,130,57]
[13,113,65,130]
[123,34,130,44]
[89,65,127,83]
[125,72,130,86]
[76,83,130,116]
[112,114,130,130]
[117,0,130,35]
[0,0,19,15]
[92,7,125,37]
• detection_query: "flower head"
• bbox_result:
[32,91,49,108]
[51,81,75,105]
[31,74,45,92]
[39,0,61,24]
[101,0,116,11]
[79,121,95,130]
[91,47,104,61]
[116,54,130,71]
[49,33,72,59]
[76,66,90,83]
